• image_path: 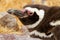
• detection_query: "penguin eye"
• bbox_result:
[30,13,33,15]
[28,12,34,16]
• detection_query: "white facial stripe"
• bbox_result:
[29,30,53,38]
[25,7,45,18]
[25,7,35,13]
[25,7,45,28]
[50,20,60,26]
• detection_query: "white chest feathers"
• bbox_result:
[25,7,45,28]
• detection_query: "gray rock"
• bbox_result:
[0,34,40,40]
[0,12,19,31]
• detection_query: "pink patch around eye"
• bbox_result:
[27,11,33,16]
[21,9,33,16]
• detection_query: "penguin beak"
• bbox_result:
[7,9,28,18]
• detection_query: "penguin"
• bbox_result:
[7,4,60,39]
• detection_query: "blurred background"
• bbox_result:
[0,0,60,12]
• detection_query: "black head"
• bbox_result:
[7,4,45,25]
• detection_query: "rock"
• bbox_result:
[0,12,19,31]
[0,34,40,40]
